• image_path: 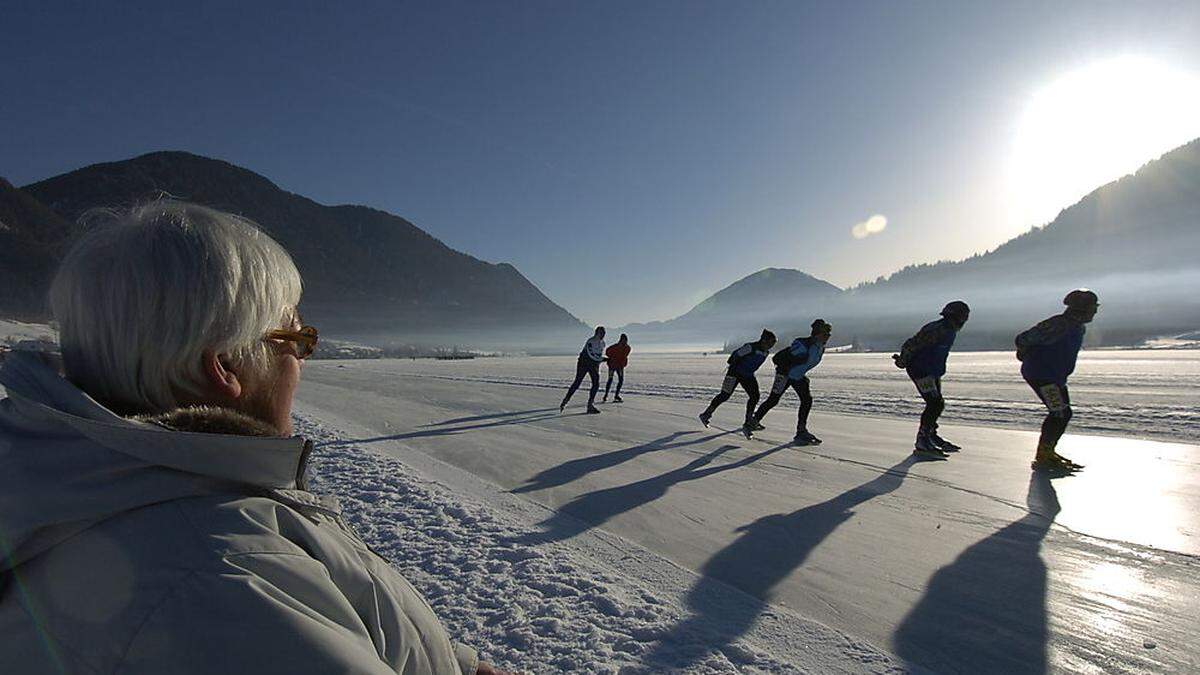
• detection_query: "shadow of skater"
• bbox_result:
[893,472,1060,674]
[513,431,727,494]
[513,442,790,546]
[422,407,560,427]
[640,455,922,671]
[317,410,563,447]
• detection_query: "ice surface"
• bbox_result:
[328,351,1200,443]
[294,355,1200,673]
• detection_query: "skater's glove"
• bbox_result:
[891,353,906,369]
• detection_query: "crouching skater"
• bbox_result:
[752,319,832,445]
[1016,289,1099,472]
[699,329,776,435]
[0,201,513,675]
[894,301,970,457]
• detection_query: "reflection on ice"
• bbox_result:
[1053,435,1196,555]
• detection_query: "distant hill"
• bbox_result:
[624,268,842,341]
[628,137,1200,348]
[11,152,587,348]
[0,177,76,320]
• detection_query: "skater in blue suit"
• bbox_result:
[1016,289,1098,472]
[894,301,970,457]
[752,319,832,445]
[699,329,776,434]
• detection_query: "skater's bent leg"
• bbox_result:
[753,391,782,421]
[755,373,788,421]
[563,363,587,405]
[919,391,945,431]
[705,375,737,415]
[913,376,943,432]
[1031,381,1072,449]
[586,365,600,405]
[615,368,624,396]
[705,391,730,414]
[604,370,615,398]
[742,377,760,425]
[794,378,813,433]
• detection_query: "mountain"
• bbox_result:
[12,152,587,348]
[0,177,76,320]
[624,268,842,342]
[629,137,1200,348]
[837,137,1200,347]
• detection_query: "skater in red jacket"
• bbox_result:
[603,334,631,403]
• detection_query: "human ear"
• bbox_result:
[201,349,243,401]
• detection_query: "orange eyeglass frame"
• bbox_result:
[263,324,319,359]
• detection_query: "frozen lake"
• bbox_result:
[296,355,1200,672]
[339,349,1200,443]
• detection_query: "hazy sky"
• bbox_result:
[4,1,1200,326]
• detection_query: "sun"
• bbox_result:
[1006,56,1200,233]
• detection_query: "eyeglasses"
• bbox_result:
[263,319,319,360]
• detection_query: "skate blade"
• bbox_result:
[913,449,948,460]
[1031,461,1079,474]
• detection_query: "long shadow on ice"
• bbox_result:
[422,407,560,427]
[892,472,1060,674]
[512,431,729,494]
[639,455,922,671]
[513,442,790,546]
[317,410,568,447]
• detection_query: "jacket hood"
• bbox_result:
[0,351,308,573]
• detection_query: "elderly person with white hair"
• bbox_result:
[0,202,512,674]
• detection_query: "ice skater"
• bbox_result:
[1016,289,1099,472]
[751,319,832,445]
[893,301,970,457]
[602,333,631,403]
[561,326,607,414]
[698,329,776,435]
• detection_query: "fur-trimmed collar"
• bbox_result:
[134,406,283,437]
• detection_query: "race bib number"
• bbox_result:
[721,375,738,394]
[1038,384,1068,412]
[914,376,939,395]
[771,373,790,395]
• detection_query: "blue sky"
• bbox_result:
[4,1,1200,325]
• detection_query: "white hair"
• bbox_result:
[50,200,302,414]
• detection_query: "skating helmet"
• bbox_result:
[1063,289,1099,310]
[811,319,832,335]
[940,300,970,321]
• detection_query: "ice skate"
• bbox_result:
[1051,451,1084,470]
[929,432,960,452]
[913,432,948,458]
[698,411,712,428]
[1031,455,1077,474]
[586,405,601,414]
[613,395,623,403]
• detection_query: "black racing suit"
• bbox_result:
[701,342,767,425]
[753,371,813,435]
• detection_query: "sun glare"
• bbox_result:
[1007,56,1200,233]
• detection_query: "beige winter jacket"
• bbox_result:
[0,351,478,674]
